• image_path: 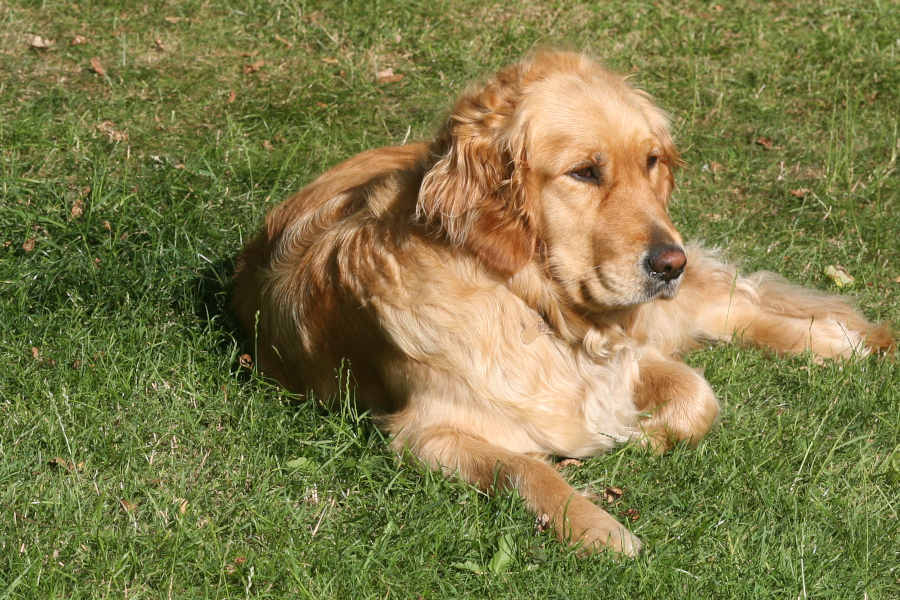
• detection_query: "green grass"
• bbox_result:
[2,1,899,598]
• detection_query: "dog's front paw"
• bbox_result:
[556,493,642,557]
[635,356,720,453]
[573,520,643,558]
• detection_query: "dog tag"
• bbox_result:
[521,315,552,345]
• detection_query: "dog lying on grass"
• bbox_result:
[233,51,893,556]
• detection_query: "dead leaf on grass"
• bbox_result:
[243,60,265,74]
[71,35,88,46]
[555,458,583,470]
[619,507,640,522]
[97,121,128,142]
[48,457,81,471]
[154,38,166,52]
[702,162,723,175]
[262,140,275,151]
[789,188,809,198]
[604,486,625,503]
[30,35,55,49]
[755,137,773,150]
[226,90,237,104]
[22,238,36,252]
[174,498,189,514]
[164,16,200,24]
[275,34,293,48]
[120,499,138,513]
[71,197,84,219]
[321,57,339,65]
[225,556,249,574]
[89,57,105,77]
[31,347,40,360]
[824,265,854,288]
[376,67,404,83]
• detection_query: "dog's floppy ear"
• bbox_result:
[632,89,684,203]
[418,70,536,278]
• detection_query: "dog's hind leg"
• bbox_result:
[634,245,894,360]
[738,270,895,357]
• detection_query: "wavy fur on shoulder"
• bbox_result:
[233,51,893,556]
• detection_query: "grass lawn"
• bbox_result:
[2,0,899,598]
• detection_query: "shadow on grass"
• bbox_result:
[187,252,338,414]
[188,253,251,371]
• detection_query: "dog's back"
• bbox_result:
[233,143,428,405]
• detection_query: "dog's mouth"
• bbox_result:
[643,274,683,301]
[573,269,684,311]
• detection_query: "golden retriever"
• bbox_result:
[233,51,893,556]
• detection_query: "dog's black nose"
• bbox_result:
[646,246,686,282]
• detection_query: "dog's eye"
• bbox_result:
[647,156,659,169]
[569,165,600,184]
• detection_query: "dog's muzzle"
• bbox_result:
[644,244,686,299]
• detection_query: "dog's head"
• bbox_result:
[418,51,686,310]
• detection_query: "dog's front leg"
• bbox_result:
[634,351,720,453]
[394,428,641,556]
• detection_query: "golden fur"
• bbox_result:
[233,51,893,556]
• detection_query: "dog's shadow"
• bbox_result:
[188,254,250,373]
[188,254,318,409]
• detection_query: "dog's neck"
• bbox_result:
[508,261,637,359]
